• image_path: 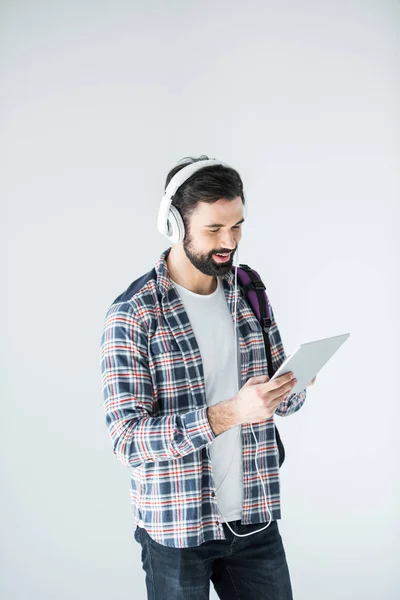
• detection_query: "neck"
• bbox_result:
[166,245,218,295]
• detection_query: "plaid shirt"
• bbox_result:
[100,248,307,548]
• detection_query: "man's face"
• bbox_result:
[182,197,244,277]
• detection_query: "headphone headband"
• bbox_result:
[164,159,231,200]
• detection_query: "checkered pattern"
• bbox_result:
[100,248,307,548]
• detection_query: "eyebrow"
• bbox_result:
[203,218,245,228]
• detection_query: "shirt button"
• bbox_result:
[211,492,215,497]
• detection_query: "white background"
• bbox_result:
[2,1,399,599]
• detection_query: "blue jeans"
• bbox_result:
[136,520,294,599]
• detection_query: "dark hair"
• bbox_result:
[164,154,246,230]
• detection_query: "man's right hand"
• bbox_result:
[232,372,297,425]
[207,372,297,436]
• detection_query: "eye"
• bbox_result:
[208,225,242,234]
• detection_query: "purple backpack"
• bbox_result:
[234,264,286,468]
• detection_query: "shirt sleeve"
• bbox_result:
[100,302,216,468]
[266,297,307,417]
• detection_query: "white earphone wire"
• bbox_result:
[216,243,273,538]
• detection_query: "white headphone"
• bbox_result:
[157,158,246,244]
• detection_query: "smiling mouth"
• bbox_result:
[213,252,232,263]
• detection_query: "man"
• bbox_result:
[100,156,316,599]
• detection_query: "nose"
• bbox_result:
[219,231,239,251]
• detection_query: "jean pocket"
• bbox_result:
[134,525,141,544]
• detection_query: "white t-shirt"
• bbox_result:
[171,276,243,522]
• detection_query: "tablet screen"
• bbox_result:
[270,333,350,394]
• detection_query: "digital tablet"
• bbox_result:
[270,332,350,394]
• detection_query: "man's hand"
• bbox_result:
[207,372,298,436]
[307,376,317,387]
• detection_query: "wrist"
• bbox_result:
[207,396,241,436]
[229,394,243,427]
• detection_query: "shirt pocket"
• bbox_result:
[247,316,262,334]
[149,335,180,355]
[239,314,268,377]
[148,335,190,415]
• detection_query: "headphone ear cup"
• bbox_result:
[167,205,185,244]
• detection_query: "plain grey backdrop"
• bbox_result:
[2,1,399,599]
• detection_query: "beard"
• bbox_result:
[183,229,237,277]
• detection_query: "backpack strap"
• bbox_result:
[234,264,274,378]
[233,263,286,468]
